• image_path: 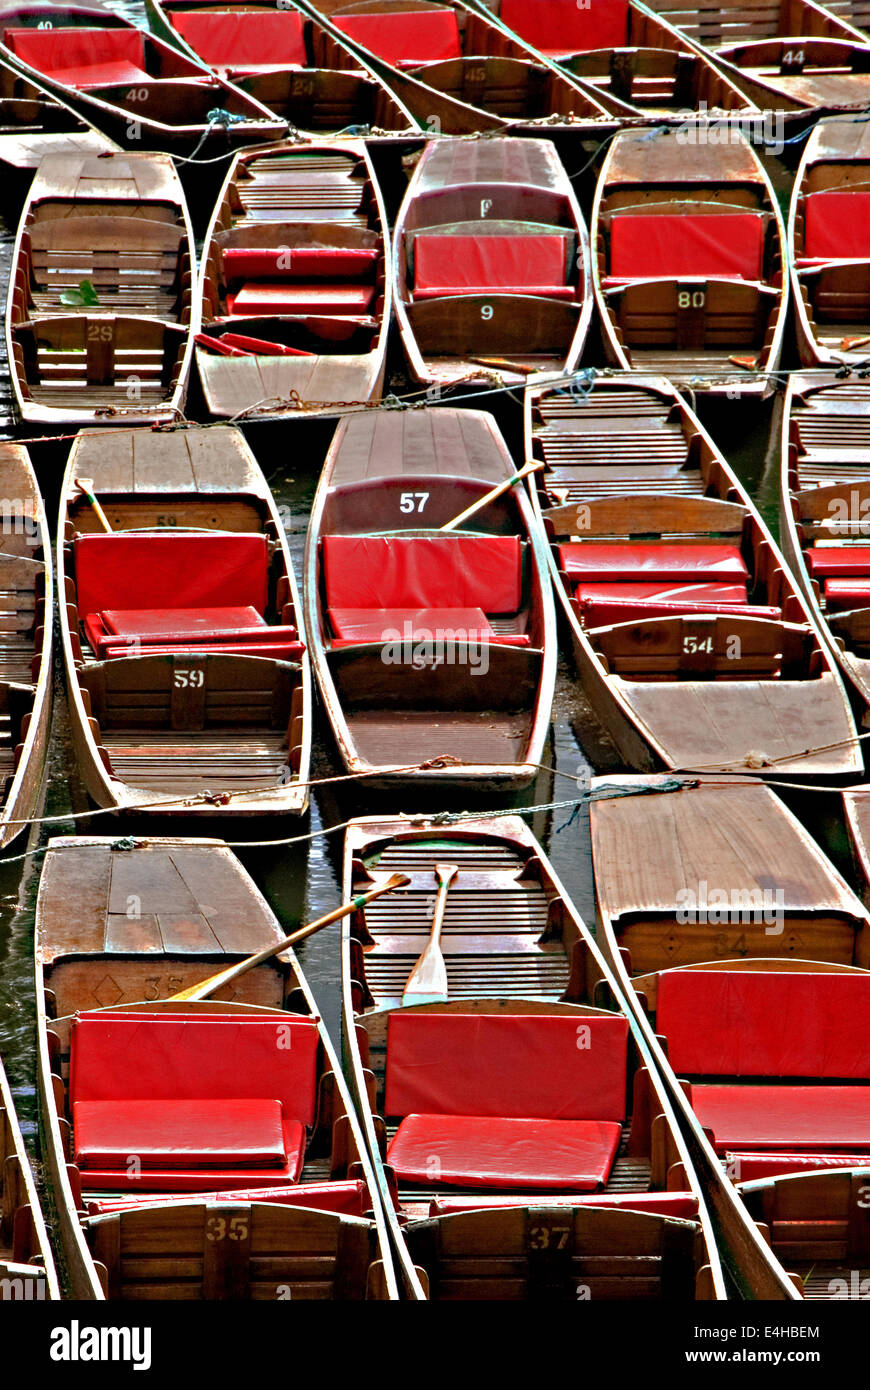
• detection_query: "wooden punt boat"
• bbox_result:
[197,140,391,420]
[590,772,870,1299]
[57,424,311,821]
[461,0,756,119]
[0,1053,59,1300]
[35,834,402,1300]
[0,2,285,155]
[6,152,197,428]
[789,118,870,369]
[145,0,418,133]
[0,64,117,180]
[304,407,557,797]
[779,370,870,724]
[0,442,52,853]
[394,137,593,391]
[639,0,870,111]
[526,373,862,779]
[294,0,613,132]
[340,812,733,1300]
[591,126,787,396]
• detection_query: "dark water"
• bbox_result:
[0,0,836,1154]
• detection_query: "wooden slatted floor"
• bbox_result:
[101,729,290,794]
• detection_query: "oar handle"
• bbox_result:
[74,477,112,533]
[168,872,410,1003]
[440,460,545,532]
[430,862,458,948]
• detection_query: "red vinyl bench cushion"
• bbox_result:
[573,583,779,627]
[74,1098,290,1170]
[333,9,461,67]
[387,1114,622,1190]
[802,190,870,262]
[74,532,269,618]
[86,1178,370,1217]
[823,578,870,612]
[5,27,151,87]
[172,9,307,70]
[500,0,629,54]
[413,233,573,300]
[322,535,524,613]
[222,247,379,281]
[329,608,530,649]
[101,641,303,661]
[691,1084,870,1153]
[559,543,749,585]
[71,1014,319,1122]
[806,547,870,579]
[657,970,870,1078]
[609,213,765,282]
[384,1011,628,1120]
[101,606,270,642]
[728,1151,870,1181]
[429,1192,700,1217]
[226,283,375,316]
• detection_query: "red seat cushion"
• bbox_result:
[71,1014,319,1123]
[74,533,269,618]
[574,586,777,627]
[101,606,269,643]
[413,233,573,300]
[807,547,870,579]
[500,0,629,55]
[559,543,749,585]
[73,1098,289,1170]
[333,9,461,67]
[691,1084,870,1152]
[329,607,530,649]
[384,1012,628,1120]
[85,1179,370,1217]
[609,213,765,282]
[172,9,307,71]
[824,578,870,611]
[727,1151,870,1181]
[101,641,304,662]
[226,283,375,316]
[429,1192,699,1218]
[5,27,151,87]
[387,1113,622,1191]
[803,190,870,262]
[222,247,379,281]
[322,535,524,613]
[657,970,870,1078]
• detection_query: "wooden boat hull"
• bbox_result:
[197,141,392,421]
[5,151,198,428]
[394,137,593,390]
[35,834,401,1299]
[588,772,861,1298]
[340,812,730,1300]
[145,0,421,133]
[527,373,862,779]
[57,425,312,819]
[789,117,870,369]
[0,2,286,155]
[304,407,558,795]
[779,370,870,723]
[0,1054,59,1300]
[591,127,788,398]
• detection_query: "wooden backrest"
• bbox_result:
[79,654,299,731]
[610,279,772,350]
[544,494,748,541]
[85,1203,378,1300]
[746,1170,870,1266]
[405,1205,701,1300]
[592,614,789,679]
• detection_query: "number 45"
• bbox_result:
[400,492,429,514]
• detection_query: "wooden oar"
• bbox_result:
[402,862,458,1005]
[440,459,545,532]
[74,477,112,533]
[169,873,410,1003]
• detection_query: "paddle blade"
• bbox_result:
[402,942,448,1005]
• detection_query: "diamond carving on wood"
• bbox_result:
[92,975,124,1007]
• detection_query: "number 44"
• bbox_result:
[400,492,429,514]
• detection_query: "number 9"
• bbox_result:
[481,305,493,321]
